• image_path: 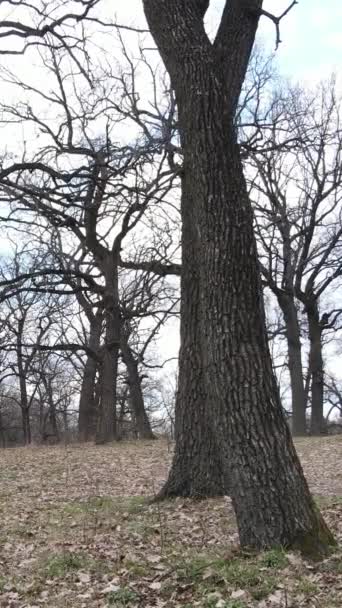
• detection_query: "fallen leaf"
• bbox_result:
[149,581,162,590]
[231,589,246,599]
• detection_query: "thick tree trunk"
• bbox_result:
[278,295,307,435]
[143,0,335,555]
[96,347,118,443]
[78,310,102,441]
[95,258,119,444]
[200,135,330,552]
[158,184,229,498]
[307,301,325,435]
[120,335,155,440]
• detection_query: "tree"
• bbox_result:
[142,0,335,554]
[77,301,103,442]
[0,248,68,444]
[251,80,342,435]
[119,261,180,439]
[0,36,175,443]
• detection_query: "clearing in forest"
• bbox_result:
[0,437,342,607]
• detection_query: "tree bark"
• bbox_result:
[158,186,229,498]
[95,257,119,444]
[78,309,102,441]
[306,300,325,435]
[278,295,307,435]
[47,380,60,442]
[0,407,5,448]
[143,0,335,555]
[120,335,155,440]
[21,405,31,445]
[17,317,31,445]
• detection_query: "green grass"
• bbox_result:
[315,494,342,508]
[0,470,17,481]
[296,577,319,595]
[45,551,88,577]
[124,559,149,577]
[259,548,288,569]
[174,551,278,601]
[61,495,147,517]
[107,587,139,606]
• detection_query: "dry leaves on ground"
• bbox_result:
[0,437,342,607]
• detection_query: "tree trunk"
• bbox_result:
[17,318,31,444]
[120,335,155,440]
[78,310,102,441]
[158,185,229,498]
[95,257,119,444]
[278,295,307,435]
[0,407,5,448]
[62,406,69,436]
[143,0,335,555]
[47,383,60,442]
[21,405,31,445]
[307,301,325,435]
[117,390,128,439]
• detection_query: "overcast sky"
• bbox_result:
[112,0,341,84]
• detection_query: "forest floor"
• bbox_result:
[1,437,342,608]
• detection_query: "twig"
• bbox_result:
[258,1,298,49]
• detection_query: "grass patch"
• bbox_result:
[61,495,147,517]
[124,559,149,577]
[125,519,154,537]
[296,577,319,595]
[44,551,89,578]
[107,587,139,606]
[259,548,288,569]
[315,495,342,508]
[174,551,278,601]
[0,470,17,481]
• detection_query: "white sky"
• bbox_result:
[110,0,342,83]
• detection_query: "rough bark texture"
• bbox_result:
[158,185,228,498]
[95,257,119,444]
[120,335,155,440]
[278,295,307,435]
[307,301,325,435]
[143,0,335,555]
[78,310,102,441]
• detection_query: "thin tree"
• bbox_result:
[251,80,342,434]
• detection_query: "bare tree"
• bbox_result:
[251,79,342,435]
[0,246,75,443]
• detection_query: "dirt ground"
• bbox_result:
[0,437,342,608]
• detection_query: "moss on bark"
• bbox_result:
[292,509,337,560]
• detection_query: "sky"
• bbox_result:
[111,0,342,85]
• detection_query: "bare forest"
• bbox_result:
[0,1,342,607]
